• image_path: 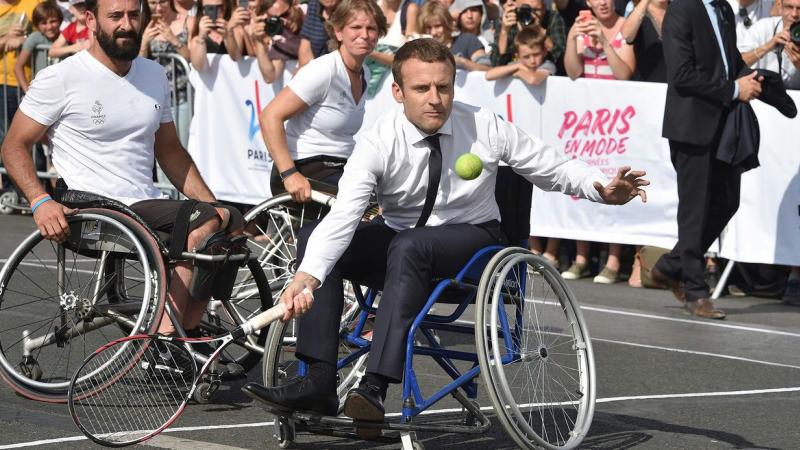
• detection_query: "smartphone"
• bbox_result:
[578,10,593,22]
[238,0,249,9]
[203,5,219,22]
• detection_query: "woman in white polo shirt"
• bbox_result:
[261,0,387,202]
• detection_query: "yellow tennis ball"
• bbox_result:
[455,153,483,180]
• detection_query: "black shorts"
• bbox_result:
[270,155,346,195]
[129,199,244,236]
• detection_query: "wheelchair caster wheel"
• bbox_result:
[274,418,295,448]
[19,358,42,381]
[0,191,19,215]
[194,382,218,403]
[400,432,424,450]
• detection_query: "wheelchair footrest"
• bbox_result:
[252,399,491,438]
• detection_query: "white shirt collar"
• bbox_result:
[400,112,454,146]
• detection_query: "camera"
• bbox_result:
[791,22,800,45]
[515,4,536,27]
[265,16,284,36]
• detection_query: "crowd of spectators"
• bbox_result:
[1,0,799,302]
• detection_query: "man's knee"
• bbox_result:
[186,204,221,250]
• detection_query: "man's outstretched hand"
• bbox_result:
[593,166,649,205]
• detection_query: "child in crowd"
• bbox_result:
[14,1,64,93]
[48,0,90,58]
[485,25,555,85]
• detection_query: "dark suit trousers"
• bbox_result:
[656,140,741,301]
[295,218,505,382]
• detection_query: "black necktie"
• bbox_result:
[416,134,442,228]
[710,0,730,78]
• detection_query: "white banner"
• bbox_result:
[530,77,679,250]
[188,55,286,205]
[719,91,800,266]
[188,56,800,265]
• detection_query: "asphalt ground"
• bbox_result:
[0,213,799,449]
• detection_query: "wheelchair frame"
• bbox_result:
[262,245,596,450]
[0,201,271,403]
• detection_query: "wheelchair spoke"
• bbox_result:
[2,315,61,350]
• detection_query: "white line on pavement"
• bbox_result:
[581,304,800,338]
[3,386,799,449]
[593,337,800,370]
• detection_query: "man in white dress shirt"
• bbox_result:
[244,38,648,431]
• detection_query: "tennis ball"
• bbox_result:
[455,153,483,180]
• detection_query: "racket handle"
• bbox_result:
[242,302,286,335]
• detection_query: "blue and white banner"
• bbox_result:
[188,56,800,266]
[188,55,288,205]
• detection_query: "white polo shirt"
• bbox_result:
[298,101,608,284]
[284,50,369,161]
[19,50,173,205]
[738,16,800,90]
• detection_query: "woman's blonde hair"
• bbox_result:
[416,0,454,37]
[325,0,388,47]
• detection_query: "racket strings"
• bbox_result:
[70,339,197,445]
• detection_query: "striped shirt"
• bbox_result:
[299,0,330,58]
[580,32,624,79]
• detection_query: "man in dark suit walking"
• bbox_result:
[655,0,763,318]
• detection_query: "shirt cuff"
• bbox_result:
[733,82,739,101]
[585,175,607,203]
[297,260,328,286]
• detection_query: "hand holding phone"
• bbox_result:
[578,10,593,22]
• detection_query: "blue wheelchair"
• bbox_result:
[258,185,597,450]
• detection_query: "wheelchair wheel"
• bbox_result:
[0,209,167,402]
[0,190,20,215]
[217,192,337,372]
[243,191,337,293]
[200,259,272,371]
[262,281,369,411]
[475,248,596,450]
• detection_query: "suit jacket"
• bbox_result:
[716,69,797,174]
[662,0,751,147]
[717,101,759,173]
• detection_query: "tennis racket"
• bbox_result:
[68,302,286,447]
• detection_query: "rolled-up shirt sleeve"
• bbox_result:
[496,116,608,203]
[296,134,385,284]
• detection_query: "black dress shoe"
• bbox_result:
[344,382,385,440]
[241,378,338,416]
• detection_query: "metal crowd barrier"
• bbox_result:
[151,51,194,199]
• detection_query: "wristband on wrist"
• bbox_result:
[31,195,52,214]
[30,193,50,205]
[280,167,299,181]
